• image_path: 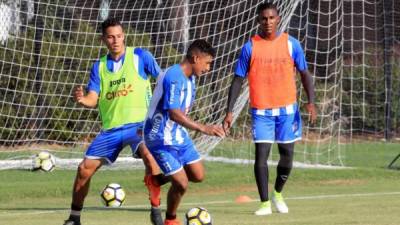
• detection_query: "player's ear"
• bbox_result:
[121,33,126,45]
[188,54,196,64]
[193,54,200,64]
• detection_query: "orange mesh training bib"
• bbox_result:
[248,33,297,109]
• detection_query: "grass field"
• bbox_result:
[0,142,400,225]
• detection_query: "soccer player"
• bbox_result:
[223,2,317,216]
[63,18,166,225]
[144,39,225,225]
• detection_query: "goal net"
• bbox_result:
[1,0,399,169]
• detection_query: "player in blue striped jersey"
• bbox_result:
[144,64,196,148]
[144,39,225,225]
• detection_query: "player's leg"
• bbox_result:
[160,142,206,225]
[64,127,127,225]
[271,142,293,214]
[124,123,166,225]
[137,143,166,225]
[184,161,204,183]
[73,158,103,205]
[147,145,185,225]
[272,107,302,213]
[139,143,169,186]
[66,158,103,223]
[254,143,273,216]
[254,143,272,201]
[181,140,204,183]
[139,143,161,175]
[251,110,275,215]
[127,124,168,185]
[138,143,162,204]
[165,169,189,225]
[275,142,294,193]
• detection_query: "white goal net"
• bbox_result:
[0,0,399,169]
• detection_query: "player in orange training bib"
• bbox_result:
[223,2,317,216]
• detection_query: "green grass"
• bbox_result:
[1,142,400,224]
[212,140,400,168]
[341,142,400,168]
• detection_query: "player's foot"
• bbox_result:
[144,174,161,207]
[271,190,289,213]
[63,219,81,225]
[164,218,181,225]
[150,207,163,225]
[254,201,272,216]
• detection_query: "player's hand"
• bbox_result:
[73,85,85,103]
[202,125,226,138]
[222,112,233,135]
[305,103,317,124]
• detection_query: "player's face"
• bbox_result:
[102,25,125,55]
[258,8,280,36]
[192,53,213,77]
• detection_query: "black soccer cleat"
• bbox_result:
[150,207,163,225]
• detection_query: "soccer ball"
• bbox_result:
[100,183,126,207]
[185,207,212,225]
[32,151,56,172]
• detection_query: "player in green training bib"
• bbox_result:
[63,18,167,225]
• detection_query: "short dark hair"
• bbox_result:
[186,39,215,59]
[101,17,123,35]
[256,2,278,15]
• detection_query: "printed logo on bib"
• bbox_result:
[109,77,126,88]
[105,84,133,100]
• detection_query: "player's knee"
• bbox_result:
[190,173,205,183]
[284,149,294,159]
[278,156,293,168]
[254,160,268,168]
[173,179,189,193]
[78,162,97,179]
[277,157,293,170]
[278,143,294,156]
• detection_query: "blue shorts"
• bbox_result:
[251,106,302,143]
[147,139,201,176]
[85,122,144,164]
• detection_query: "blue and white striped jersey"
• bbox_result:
[252,103,298,116]
[144,64,196,147]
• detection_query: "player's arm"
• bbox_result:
[223,41,251,132]
[73,87,98,108]
[141,48,161,79]
[223,76,245,131]
[169,109,225,137]
[163,74,224,138]
[292,36,317,123]
[73,62,100,108]
[299,70,317,123]
[299,69,315,104]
